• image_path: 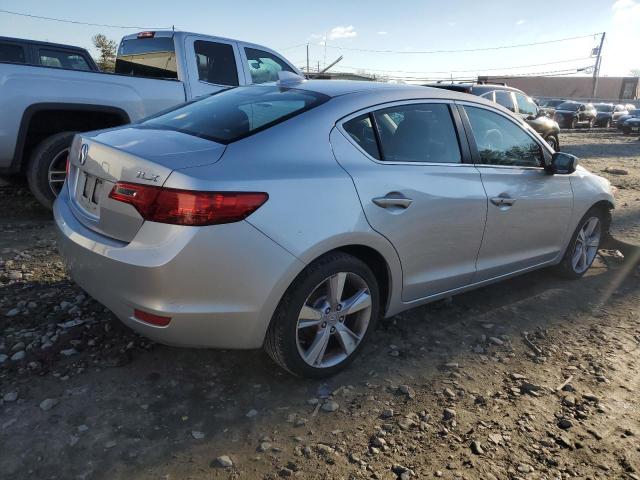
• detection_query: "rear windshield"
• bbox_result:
[115,37,177,79]
[556,102,579,111]
[139,86,330,144]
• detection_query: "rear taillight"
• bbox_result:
[108,182,268,226]
[134,309,171,327]
[137,31,156,38]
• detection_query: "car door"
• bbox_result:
[183,36,245,99]
[459,103,574,282]
[331,101,487,301]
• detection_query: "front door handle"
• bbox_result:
[372,195,413,209]
[490,195,516,207]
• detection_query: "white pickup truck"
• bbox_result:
[0,30,300,208]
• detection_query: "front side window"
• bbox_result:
[465,106,543,168]
[115,37,177,79]
[495,91,515,112]
[140,85,329,144]
[194,41,238,86]
[371,104,461,163]
[0,43,25,63]
[515,93,537,116]
[38,49,91,71]
[245,47,294,84]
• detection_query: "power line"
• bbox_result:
[337,57,593,75]
[0,8,169,30]
[378,67,591,83]
[313,33,601,54]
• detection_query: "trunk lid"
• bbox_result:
[66,127,226,243]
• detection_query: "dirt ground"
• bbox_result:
[0,129,639,480]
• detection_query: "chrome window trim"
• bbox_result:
[454,99,553,171]
[336,98,471,168]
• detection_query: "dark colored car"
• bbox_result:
[593,103,615,127]
[616,109,640,130]
[621,115,640,135]
[538,99,566,117]
[553,102,597,129]
[0,36,99,71]
[427,83,561,150]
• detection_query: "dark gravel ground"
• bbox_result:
[0,129,639,480]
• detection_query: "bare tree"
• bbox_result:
[92,34,117,72]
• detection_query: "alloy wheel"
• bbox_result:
[296,272,372,368]
[48,148,69,197]
[571,217,601,274]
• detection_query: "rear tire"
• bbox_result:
[554,207,605,279]
[27,132,76,210]
[264,252,380,378]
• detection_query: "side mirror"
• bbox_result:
[546,152,578,175]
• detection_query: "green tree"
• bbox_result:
[92,34,117,72]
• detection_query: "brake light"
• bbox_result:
[109,182,268,226]
[137,31,156,38]
[134,309,171,327]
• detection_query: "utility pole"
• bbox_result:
[306,44,309,75]
[591,32,606,100]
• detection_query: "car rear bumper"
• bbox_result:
[53,188,304,349]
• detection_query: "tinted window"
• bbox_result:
[245,47,294,83]
[39,49,91,71]
[557,102,579,111]
[0,43,25,63]
[194,41,238,86]
[515,93,537,116]
[465,106,543,168]
[115,37,177,79]
[372,104,461,163]
[343,114,381,159]
[141,86,329,144]
[495,91,515,112]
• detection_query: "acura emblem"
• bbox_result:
[78,143,88,165]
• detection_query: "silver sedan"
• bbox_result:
[54,80,615,377]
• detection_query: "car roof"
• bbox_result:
[0,35,91,52]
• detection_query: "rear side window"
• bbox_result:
[140,85,329,144]
[194,41,238,86]
[465,106,543,168]
[343,114,381,160]
[38,49,91,71]
[0,43,25,63]
[245,47,294,84]
[115,37,177,79]
[371,104,461,163]
[495,91,515,112]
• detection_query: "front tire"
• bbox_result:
[26,132,76,209]
[554,207,605,279]
[264,252,380,378]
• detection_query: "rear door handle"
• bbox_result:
[372,195,413,209]
[490,195,516,207]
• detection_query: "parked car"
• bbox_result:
[538,99,566,117]
[624,103,637,111]
[621,116,640,134]
[593,103,615,127]
[553,102,597,129]
[54,80,615,377]
[616,109,640,130]
[611,104,629,124]
[0,31,299,208]
[427,83,561,150]
[0,36,99,71]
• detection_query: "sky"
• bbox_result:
[1,0,638,81]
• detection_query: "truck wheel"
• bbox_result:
[27,132,76,209]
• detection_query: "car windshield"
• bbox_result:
[595,104,614,112]
[556,102,579,111]
[140,85,330,144]
[542,100,564,107]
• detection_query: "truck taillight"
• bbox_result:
[109,182,268,226]
[137,31,156,38]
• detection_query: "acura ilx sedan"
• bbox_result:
[54,80,615,377]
